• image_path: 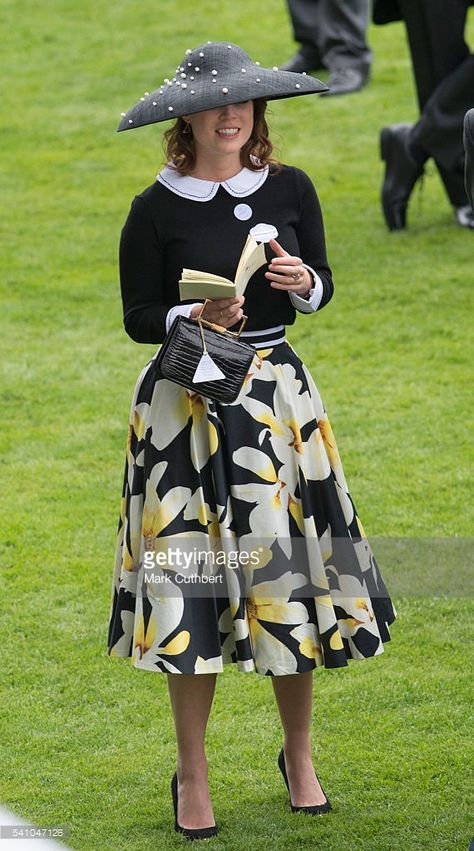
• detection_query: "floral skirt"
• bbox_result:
[107,342,396,675]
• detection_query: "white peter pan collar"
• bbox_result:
[156,162,269,201]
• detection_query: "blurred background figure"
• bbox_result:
[464,108,474,208]
[374,0,474,230]
[281,0,372,95]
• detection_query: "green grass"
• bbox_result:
[1,2,473,849]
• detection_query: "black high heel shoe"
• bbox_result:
[277,748,332,815]
[171,773,218,841]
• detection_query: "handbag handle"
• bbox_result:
[194,299,248,338]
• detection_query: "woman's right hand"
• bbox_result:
[190,296,245,329]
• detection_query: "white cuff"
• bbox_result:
[165,303,202,333]
[289,264,324,314]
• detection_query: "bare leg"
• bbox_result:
[167,673,217,828]
[271,671,327,806]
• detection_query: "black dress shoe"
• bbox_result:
[320,66,369,96]
[380,123,425,230]
[277,748,332,815]
[280,47,323,73]
[171,773,218,841]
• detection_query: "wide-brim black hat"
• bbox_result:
[117,41,328,131]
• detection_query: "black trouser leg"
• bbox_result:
[398,0,472,206]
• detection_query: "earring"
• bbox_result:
[183,121,191,135]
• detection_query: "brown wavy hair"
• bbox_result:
[163,98,280,175]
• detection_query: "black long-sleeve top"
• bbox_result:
[119,163,334,343]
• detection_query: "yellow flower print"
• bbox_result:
[160,630,191,655]
[284,417,303,454]
[288,493,304,534]
[329,630,344,651]
[141,461,191,541]
[243,571,310,674]
[317,415,344,480]
[132,593,190,667]
[133,403,149,441]
[232,446,300,558]
[290,623,323,662]
[148,385,213,471]
[355,598,375,622]
[134,612,190,662]
[331,575,376,629]
[134,611,158,659]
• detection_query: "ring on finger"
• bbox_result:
[292,267,303,281]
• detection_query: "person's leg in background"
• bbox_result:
[380,0,474,228]
[281,0,371,95]
[318,0,372,95]
[281,0,324,73]
[464,108,474,208]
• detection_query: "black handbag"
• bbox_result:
[154,301,256,404]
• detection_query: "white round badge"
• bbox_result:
[233,203,253,221]
[249,222,279,242]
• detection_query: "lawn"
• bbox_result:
[1,1,473,849]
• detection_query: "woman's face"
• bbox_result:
[184,100,255,163]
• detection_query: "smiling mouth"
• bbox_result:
[216,128,240,137]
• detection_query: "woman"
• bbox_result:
[107,42,396,840]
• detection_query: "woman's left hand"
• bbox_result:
[265,239,312,296]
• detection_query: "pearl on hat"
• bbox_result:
[256,77,260,82]
[164,78,170,83]
[152,101,157,105]
[167,81,173,86]
[180,72,186,78]
[295,83,301,88]
[187,62,192,67]
[140,97,145,101]
[181,83,187,88]
[211,69,217,75]
[241,68,246,73]
[273,66,278,71]
[190,76,195,80]
[195,66,200,72]
[212,78,217,83]
[222,87,229,93]
[191,90,195,94]
[186,49,192,55]
[302,71,307,75]
[168,106,174,111]
[199,51,204,57]
[121,112,126,116]
[128,119,133,123]
[144,91,149,96]
[227,44,232,48]
[255,61,260,66]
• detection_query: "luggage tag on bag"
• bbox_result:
[193,352,226,383]
[192,320,226,383]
